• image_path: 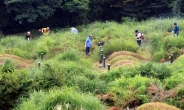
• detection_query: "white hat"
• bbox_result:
[27,31,30,34]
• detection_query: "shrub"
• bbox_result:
[164,73,184,89]
[104,38,138,57]
[36,58,105,93]
[166,47,181,61]
[164,36,184,50]
[1,59,15,73]
[15,88,106,110]
[7,48,31,58]
[36,37,55,55]
[58,49,80,62]
[152,50,165,62]
[0,37,19,48]
[0,70,32,110]
[154,64,172,80]
[149,34,164,55]
[139,62,172,80]
[100,67,139,82]
[69,75,107,93]
[171,55,184,71]
[107,75,156,108]
[166,84,184,110]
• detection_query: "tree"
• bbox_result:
[60,0,90,26]
[171,0,182,17]
[4,0,61,24]
[89,0,172,21]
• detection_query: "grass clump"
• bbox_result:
[104,38,138,57]
[106,75,157,108]
[58,49,81,62]
[139,62,172,80]
[15,87,106,110]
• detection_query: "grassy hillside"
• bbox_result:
[0,18,184,110]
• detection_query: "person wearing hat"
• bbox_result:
[135,30,142,46]
[25,31,31,41]
[70,27,78,34]
[85,34,93,55]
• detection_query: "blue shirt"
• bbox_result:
[174,25,179,34]
[86,37,92,47]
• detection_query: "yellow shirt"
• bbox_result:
[42,28,50,35]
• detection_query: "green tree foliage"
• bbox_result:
[95,0,172,20]
[1,0,184,34]
[60,0,90,25]
[0,0,9,28]
[4,0,61,24]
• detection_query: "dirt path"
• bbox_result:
[0,54,34,68]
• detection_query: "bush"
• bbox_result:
[149,34,164,55]
[164,36,184,50]
[31,60,100,91]
[107,75,156,108]
[1,59,15,73]
[152,50,165,62]
[164,73,184,89]
[166,47,181,61]
[36,37,55,55]
[0,37,19,48]
[0,70,32,110]
[104,38,138,57]
[100,67,139,82]
[139,62,172,80]
[69,75,107,93]
[166,84,184,109]
[15,88,106,110]
[171,55,184,71]
[58,49,81,62]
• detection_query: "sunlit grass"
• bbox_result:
[15,88,106,110]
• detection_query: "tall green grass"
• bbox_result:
[107,75,158,108]
[15,88,106,110]
[2,18,184,109]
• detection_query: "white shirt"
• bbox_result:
[70,27,78,34]
[136,32,142,40]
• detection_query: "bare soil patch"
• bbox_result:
[0,54,34,68]
[107,51,150,61]
[137,102,180,110]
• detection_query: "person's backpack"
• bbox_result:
[140,32,145,39]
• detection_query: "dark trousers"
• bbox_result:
[137,40,141,46]
[86,47,90,55]
[26,37,30,41]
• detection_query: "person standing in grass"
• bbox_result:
[135,30,142,46]
[85,34,93,55]
[25,31,31,41]
[173,23,179,36]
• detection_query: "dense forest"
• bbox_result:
[0,0,183,35]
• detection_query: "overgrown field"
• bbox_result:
[1,18,184,110]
